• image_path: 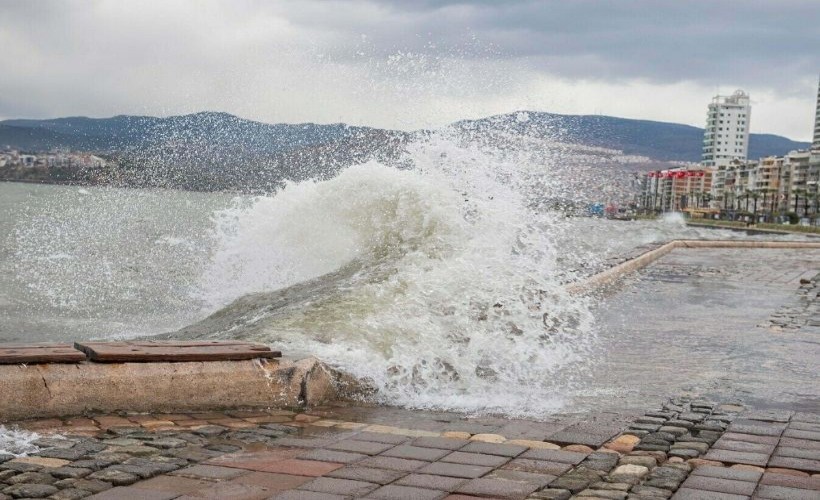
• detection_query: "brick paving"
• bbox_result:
[1,400,818,499]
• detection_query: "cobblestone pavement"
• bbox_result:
[2,399,819,499]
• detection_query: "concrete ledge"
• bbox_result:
[567,239,820,295]
[0,356,362,422]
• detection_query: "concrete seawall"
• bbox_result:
[0,356,361,422]
[566,239,820,294]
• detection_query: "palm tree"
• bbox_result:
[750,191,760,221]
[794,189,805,215]
[760,188,773,222]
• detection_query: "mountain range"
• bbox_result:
[2,110,809,162]
[0,111,810,191]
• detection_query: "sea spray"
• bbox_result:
[186,133,601,416]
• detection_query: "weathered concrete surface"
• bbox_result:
[579,247,820,414]
[0,357,361,422]
[567,239,820,294]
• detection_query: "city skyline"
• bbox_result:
[1,1,819,140]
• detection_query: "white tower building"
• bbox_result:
[701,90,751,167]
[812,76,820,152]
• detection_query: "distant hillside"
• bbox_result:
[0,110,810,191]
[0,112,381,154]
[1,111,808,163]
[454,111,810,162]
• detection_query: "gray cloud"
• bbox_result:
[0,0,818,139]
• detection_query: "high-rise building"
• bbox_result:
[812,76,820,152]
[701,90,751,167]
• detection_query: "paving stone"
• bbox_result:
[630,485,672,498]
[691,465,762,482]
[666,421,694,429]
[581,453,620,472]
[783,429,820,442]
[459,441,527,457]
[352,432,410,444]
[672,442,709,453]
[774,447,820,460]
[576,489,627,499]
[727,420,785,437]
[326,439,394,455]
[189,425,227,437]
[62,479,113,494]
[87,469,139,486]
[382,445,450,462]
[411,438,469,450]
[547,431,614,448]
[358,456,427,472]
[634,443,670,452]
[609,464,649,484]
[256,458,344,477]
[753,484,818,499]
[325,466,405,484]
[629,424,662,433]
[456,477,538,499]
[1,483,59,498]
[668,449,700,459]
[529,488,571,500]
[50,488,93,500]
[659,426,689,437]
[743,410,793,423]
[703,449,769,466]
[272,491,347,500]
[760,472,820,490]
[129,475,212,494]
[767,456,820,473]
[85,485,182,499]
[619,455,657,468]
[635,417,668,426]
[780,438,820,450]
[50,467,93,479]
[722,432,780,445]
[548,475,592,493]
[33,447,88,461]
[395,473,468,491]
[366,484,446,499]
[713,439,775,454]
[487,469,555,488]
[677,413,706,423]
[5,471,56,485]
[275,438,337,449]
[441,451,510,467]
[417,462,493,478]
[170,464,247,480]
[790,422,820,432]
[680,475,757,496]
[793,413,820,424]
[300,476,379,496]
[299,449,367,464]
[519,449,587,464]
[669,488,748,499]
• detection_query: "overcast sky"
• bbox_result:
[1,0,818,140]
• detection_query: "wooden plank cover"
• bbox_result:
[74,341,282,363]
[0,343,87,364]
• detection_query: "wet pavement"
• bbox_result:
[580,248,820,414]
[2,401,819,499]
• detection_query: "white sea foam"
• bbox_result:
[0,426,40,456]
[193,133,600,416]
